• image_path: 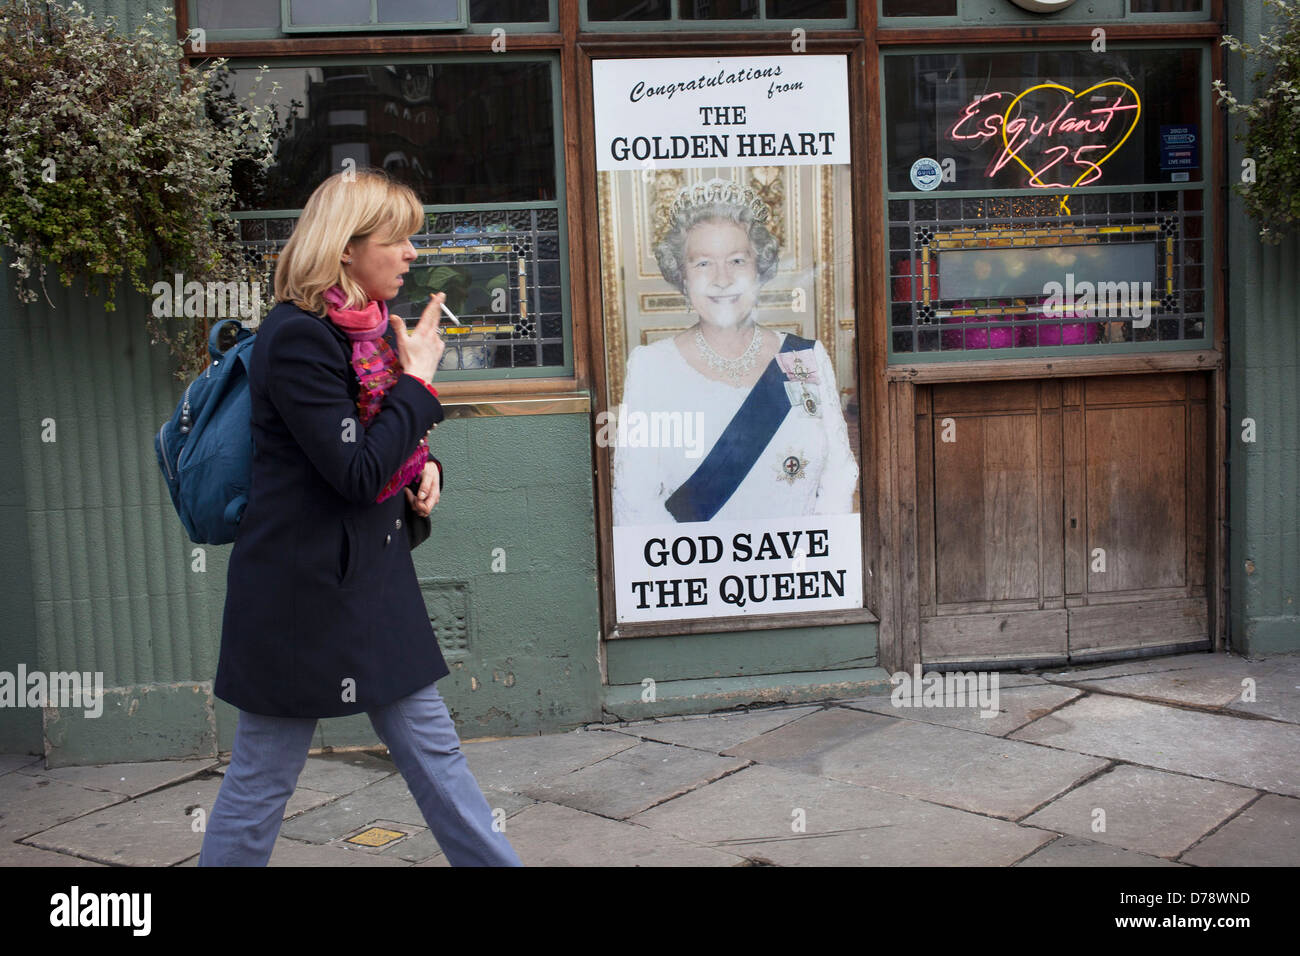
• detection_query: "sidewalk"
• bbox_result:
[2,650,1297,867]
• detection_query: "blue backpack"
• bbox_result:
[155,319,257,544]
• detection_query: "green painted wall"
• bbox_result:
[1224,1,1300,655]
[0,272,44,757]
[606,624,876,685]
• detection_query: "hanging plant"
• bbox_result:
[1213,0,1300,245]
[0,0,281,377]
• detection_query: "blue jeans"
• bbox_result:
[198,681,522,866]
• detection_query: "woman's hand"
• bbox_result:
[391,292,446,384]
[404,460,441,517]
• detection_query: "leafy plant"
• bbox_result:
[1213,0,1300,245]
[0,0,281,377]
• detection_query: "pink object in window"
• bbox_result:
[1017,308,1104,347]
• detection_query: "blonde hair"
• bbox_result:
[274,169,425,315]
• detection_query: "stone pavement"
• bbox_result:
[2,650,1297,867]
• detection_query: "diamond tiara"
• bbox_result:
[667,178,771,225]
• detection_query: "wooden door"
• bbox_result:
[1064,374,1209,659]
[917,380,1068,666]
[917,373,1209,666]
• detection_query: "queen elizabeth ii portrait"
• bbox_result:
[612,177,859,526]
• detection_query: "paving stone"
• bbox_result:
[519,741,749,820]
[17,758,219,797]
[845,671,1047,705]
[379,826,444,864]
[1180,795,1300,866]
[280,773,532,845]
[279,774,429,843]
[267,838,413,867]
[993,672,1052,688]
[1016,835,1184,867]
[1010,694,1300,797]
[22,779,215,865]
[842,684,1082,737]
[293,752,398,795]
[632,764,1053,866]
[602,706,822,753]
[1022,765,1257,858]
[0,754,43,775]
[0,842,107,866]
[723,707,1106,820]
[344,806,531,864]
[283,788,338,818]
[495,801,746,866]
[1040,652,1243,683]
[22,779,332,866]
[0,773,123,841]
[461,729,638,795]
[1052,658,1277,710]
[1226,658,1300,724]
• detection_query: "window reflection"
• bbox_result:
[223,62,556,210]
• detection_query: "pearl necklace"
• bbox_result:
[695,325,762,385]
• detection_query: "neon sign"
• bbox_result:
[946,81,1141,213]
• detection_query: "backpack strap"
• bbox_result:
[223,493,249,528]
[209,319,252,361]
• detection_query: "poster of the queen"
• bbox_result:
[593,55,864,625]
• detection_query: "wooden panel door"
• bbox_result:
[918,381,1068,666]
[917,373,1210,667]
[1066,373,1209,658]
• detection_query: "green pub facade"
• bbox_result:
[2,0,1297,766]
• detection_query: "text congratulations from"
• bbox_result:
[593,55,851,172]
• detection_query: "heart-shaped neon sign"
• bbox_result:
[999,80,1141,213]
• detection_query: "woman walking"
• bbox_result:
[199,169,521,867]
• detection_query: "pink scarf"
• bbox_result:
[323,285,428,502]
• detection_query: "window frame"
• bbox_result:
[579,0,855,32]
[574,36,881,642]
[186,0,557,42]
[879,39,1216,365]
[280,0,470,33]
[876,0,1210,26]
[221,52,574,384]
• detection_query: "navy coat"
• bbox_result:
[213,301,449,718]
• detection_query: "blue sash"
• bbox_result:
[665,334,815,523]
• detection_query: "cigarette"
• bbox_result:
[431,295,461,325]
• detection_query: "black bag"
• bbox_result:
[405,493,432,550]
[403,464,440,549]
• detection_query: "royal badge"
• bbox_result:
[778,452,808,484]
[776,350,819,385]
[777,349,821,417]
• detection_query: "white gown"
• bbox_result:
[612,332,860,525]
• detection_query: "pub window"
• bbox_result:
[1129,0,1205,12]
[188,0,553,39]
[582,0,852,28]
[881,45,1210,359]
[222,57,570,379]
[282,0,469,32]
[878,1,1208,22]
[879,0,955,17]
